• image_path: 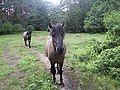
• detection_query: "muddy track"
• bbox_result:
[30,48,79,90]
[0,47,25,90]
[0,47,79,90]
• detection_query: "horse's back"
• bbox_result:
[23,31,28,37]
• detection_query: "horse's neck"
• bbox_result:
[48,36,55,52]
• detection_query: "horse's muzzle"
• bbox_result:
[57,48,64,55]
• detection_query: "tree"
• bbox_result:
[84,0,120,33]
[60,0,95,33]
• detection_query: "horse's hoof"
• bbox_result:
[60,82,65,87]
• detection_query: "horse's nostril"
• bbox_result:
[57,48,64,55]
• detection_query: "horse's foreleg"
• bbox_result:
[59,63,64,86]
[57,63,60,74]
[28,39,31,48]
[51,63,56,83]
[24,38,27,46]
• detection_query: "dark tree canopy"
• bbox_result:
[0,0,120,33]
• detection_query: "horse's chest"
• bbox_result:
[48,52,64,63]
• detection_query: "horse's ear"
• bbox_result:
[48,23,52,29]
[61,22,64,27]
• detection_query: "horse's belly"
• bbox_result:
[23,31,28,39]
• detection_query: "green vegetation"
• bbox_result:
[0,31,119,89]
[27,25,35,31]
[0,22,24,34]
[64,34,120,89]
[95,46,120,80]
[19,55,54,90]
[0,32,56,90]
[84,0,120,33]
[0,59,13,78]
[0,0,120,89]
[104,11,120,40]
[0,38,13,78]
[0,0,119,33]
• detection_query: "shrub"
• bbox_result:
[72,39,103,64]
[104,11,120,40]
[0,22,13,34]
[84,0,120,33]
[27,25,35,31]
[95,46,120,80]
[13,24,24,33]
[0,22,25,35]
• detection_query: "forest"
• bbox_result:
[0,0,120,90]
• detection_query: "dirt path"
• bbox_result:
[30,48,79,90]
[0,47,79,90]
[0,47,25,90]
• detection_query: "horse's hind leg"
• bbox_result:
[59,63,64,86]
[51,63,56,83]
[24,38,27,46]
[28,39,31,48]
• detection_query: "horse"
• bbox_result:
[23,30,32,48]
[45,23,66,86]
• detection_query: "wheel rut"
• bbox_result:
[30,48,79,90]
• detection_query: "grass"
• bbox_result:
[64,33,120,90]
[0,31,119,90]
[0,37,13,79]
[0,32,57,90]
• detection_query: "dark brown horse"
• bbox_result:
[45,23,66,85]
[23,30,32,48]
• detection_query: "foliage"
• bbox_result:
[19,55,55,90]
[0,0,50,30]
[27,25,35,31]
[104,11,120,40]
[0,22,13,34]
[64,33,120,89]
[13,24,24,33]
[0,32,56,90]
[95,46,120,80]
[63,0,94,33]
[73,39,102,62]
[0,22,24,34]
[84,0,120,33]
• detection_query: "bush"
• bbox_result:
[95,46,120,80]
[13,24,24,33]
[104,11,120,40]
[75,39,102,60]
[27,25,35,31]
[0,22,25,35]
[84,0,120,33]
[0,22,13,34]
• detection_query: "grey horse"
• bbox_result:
[45,23,66,86]
[23,30,32,48]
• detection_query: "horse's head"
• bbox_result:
[48,23,65,55]
[28,29,32,34]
